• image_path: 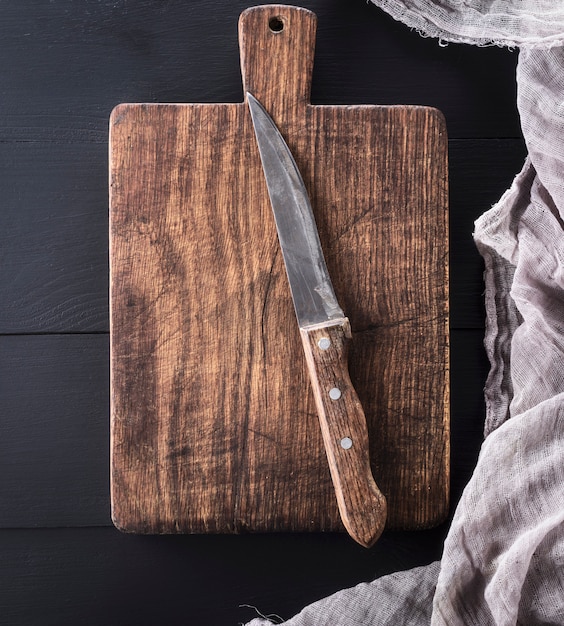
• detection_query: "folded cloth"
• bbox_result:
[246,3,564,624]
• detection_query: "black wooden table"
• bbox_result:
[0,2,526,624]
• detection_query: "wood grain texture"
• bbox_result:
[0,0,526,622]
[0,139,523,335]
[0,526,448,626]
[0,142,109,334]
[0,0,523,336]
[110,5,449,534]
[300,321,387,547]
[0,335,110,527]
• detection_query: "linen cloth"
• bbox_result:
[246,2,564,624]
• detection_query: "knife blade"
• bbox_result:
[247,92,387,548]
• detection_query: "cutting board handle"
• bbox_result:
[239,5,316,122]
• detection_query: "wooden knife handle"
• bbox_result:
[300,319,387,548]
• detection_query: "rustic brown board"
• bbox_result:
[109,4,449,536]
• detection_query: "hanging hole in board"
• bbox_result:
[269,16,284,33]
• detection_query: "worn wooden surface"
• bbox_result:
[110,5,449,535]
[0,0,527,623]
[300,321,388,548]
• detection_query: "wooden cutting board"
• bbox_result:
[109,4,449,536]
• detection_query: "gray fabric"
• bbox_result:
[246,563,439,626]
[366,0,564,47]
[245,2,564,624]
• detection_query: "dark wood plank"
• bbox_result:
[0,141,108,333]
[0,335,110,527]
[449,329,490,503]
[0,0,518,143]
[0,526,447,626]
[313,4,521,140]
[449,138,528,329]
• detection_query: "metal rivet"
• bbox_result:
[318,337,331,350]
[329,387,342,400]
[340,437,353,449]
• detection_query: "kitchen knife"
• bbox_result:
[247,92,387,548]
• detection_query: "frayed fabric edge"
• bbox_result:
[473,159,535,436]
[368,0,564,49]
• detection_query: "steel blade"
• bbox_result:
[247,93,345,329]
